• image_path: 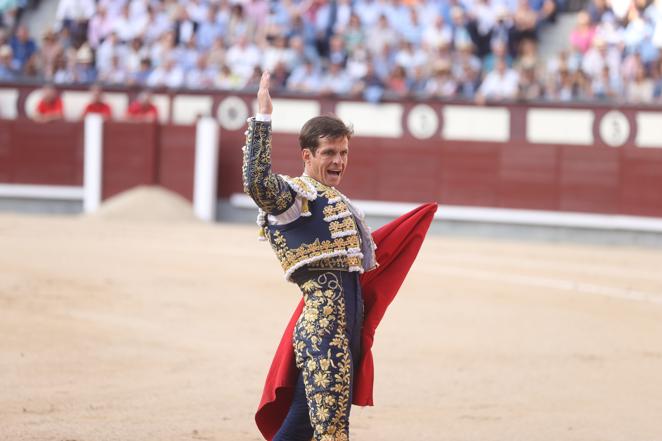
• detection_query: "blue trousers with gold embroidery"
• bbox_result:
[274,269,363,441]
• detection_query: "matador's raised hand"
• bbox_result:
[257,70,273,115]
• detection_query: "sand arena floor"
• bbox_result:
[2,212,662,441]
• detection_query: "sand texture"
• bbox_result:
[2,212,662,441]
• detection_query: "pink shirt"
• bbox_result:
[570,27,596,54]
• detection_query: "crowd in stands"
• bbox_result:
[1,0,662,104]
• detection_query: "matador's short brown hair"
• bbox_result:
[298,115,354,155]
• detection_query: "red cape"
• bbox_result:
[255,203,438,440]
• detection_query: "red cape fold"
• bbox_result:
[255,202,438,440]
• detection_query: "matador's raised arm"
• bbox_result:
[241,117,295,215]
[241,71,295,215]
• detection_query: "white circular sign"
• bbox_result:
[217,96,249,131]
[599,110,630,147]
[407,104,439,140]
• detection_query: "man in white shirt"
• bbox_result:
[476,57,519,101]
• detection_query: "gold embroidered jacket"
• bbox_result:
[241,118,377,282]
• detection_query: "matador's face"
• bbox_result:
[302,136,349,187]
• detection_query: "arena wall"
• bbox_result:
[1,83,662,220]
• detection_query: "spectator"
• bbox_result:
[398,6,424,45]
[147,57,184,89]
[586,0,612,23]
[172,4,195,46]
[185,54,215,89]
[425,60,457,98]
[453,41,481,79]
[354,0,381,28]
[346,45,369,81]
[142,4,172,45]
[581,37,620,79]
[394,40,428,77]
[489,6,513,57]
[9,25,37,73]
[456,61,481,99]
[225,35,260,81]
[327,34,348,67]
[311,0,337,58]
[226,3,252,45]
[510,0,538,54]
[647,0,662,50]
[366,14,399,55]
[626,60,655,103]
[653,57,662,99]
[354,61,386,102]
[55,0,95,46]
[129,57,152,86]
[574,70,593,100]
[99,54,127,84]
[372,42,397,80]
[149,31,176,70]
[333,0,353,34]
[610,0,631,22]
[343,14,365,54]
[270,61,289,90]
[287,59,322,93]
[408,64,431,97]
[206,37,226,70]
[81,84,112,118]
[262,34,296,72]
[96,32,124,74]
[623,8,651,53]
[517,58,542,100]
[215,63,244,90]
[112,3,139,43]
[0,45,16,81]
[286,12,317,55]
[35,84,64,121]
[319,61,353,95]
[38,29,63,81]
[516,38,539,68]
[569,11,595,54]
[594,12,623,47]
[87,4,112,49]
[52,51,74,83]
[483,40,513,73]
[73,44,96,83]
[180,37,200,71]
[449,7,473,50]
[591,65,622,100]
[124,38,147,76]
[476,57,519,102]
[244,0,269,31]
[531,0,557,24]
[287,35,310,70]
[422,14,452,51]
[467,0,496,56]
[243,66,263,89]
[185,0,208,25]
[386,64,410,97]
[196,7,223,51]
[126,90,158,121]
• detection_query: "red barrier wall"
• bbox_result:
[2,84,662,218]
[158,125,197,201]
[0,119,196,203]
[0,119,84,186]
